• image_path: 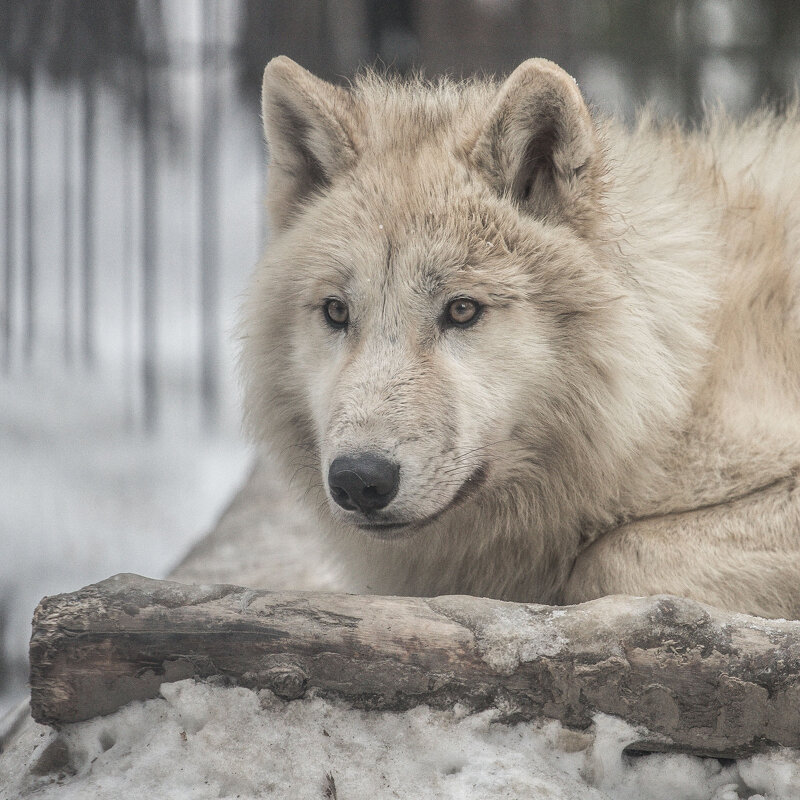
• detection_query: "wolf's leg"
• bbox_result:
[562,473,800,618]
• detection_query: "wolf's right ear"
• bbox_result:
[262,56,358,230]
[470,59,600,233]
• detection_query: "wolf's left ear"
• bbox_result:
[262,56,358,230]
[470,59,599,232]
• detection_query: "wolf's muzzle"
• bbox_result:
[328,453,400,514]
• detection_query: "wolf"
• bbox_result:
[239,56,800,618]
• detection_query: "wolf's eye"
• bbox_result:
[445,298,481,327]
[323,298,349,328]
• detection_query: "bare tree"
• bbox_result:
[21,67,34,364]
[44,0,154,368]
[2,72,14,372]
[80,72,95,365]
[200,0,221,430]
[136,2,169,433]
[0,1,45,365]
[62,86,73,363]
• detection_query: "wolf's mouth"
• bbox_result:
[354,520,414,540]
[353,463,488,540]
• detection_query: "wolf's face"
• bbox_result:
[242,58,685,543]
[281,164,585,537]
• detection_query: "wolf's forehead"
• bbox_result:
[342,155,513,252]
[305,148,527,294]
[353,144,470,204]
[309,212,526,309]
[315,225,469,290]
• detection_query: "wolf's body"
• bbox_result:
[240,57,800,618]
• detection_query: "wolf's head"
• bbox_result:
[240,58,699,550]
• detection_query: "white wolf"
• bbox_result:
[239,56,800,618]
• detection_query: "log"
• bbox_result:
[29,573,800,758]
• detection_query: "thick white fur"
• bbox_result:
[240,57,800,618]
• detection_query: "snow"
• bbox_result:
[2,679,798,800]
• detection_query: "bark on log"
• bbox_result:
[29,573,800,758]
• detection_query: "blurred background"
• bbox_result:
[2,0,800,716]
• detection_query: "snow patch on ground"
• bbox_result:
[2,680,798,800]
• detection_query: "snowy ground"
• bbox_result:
[0,367,251,717]
[3,679,799,800]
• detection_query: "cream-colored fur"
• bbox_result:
[239,56,800,618]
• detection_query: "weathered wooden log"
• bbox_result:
[29,573,800,758]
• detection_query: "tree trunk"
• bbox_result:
[140,54,158,433]
[81,72,96,366]
[63,85,74,363]
[3,75,15,372]
[121,121,137,430]
[674,0,702,122]
[21,69,34,364]
[199,0,220,430]
[29,573,800,759]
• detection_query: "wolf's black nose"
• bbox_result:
[328,454,400,513]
